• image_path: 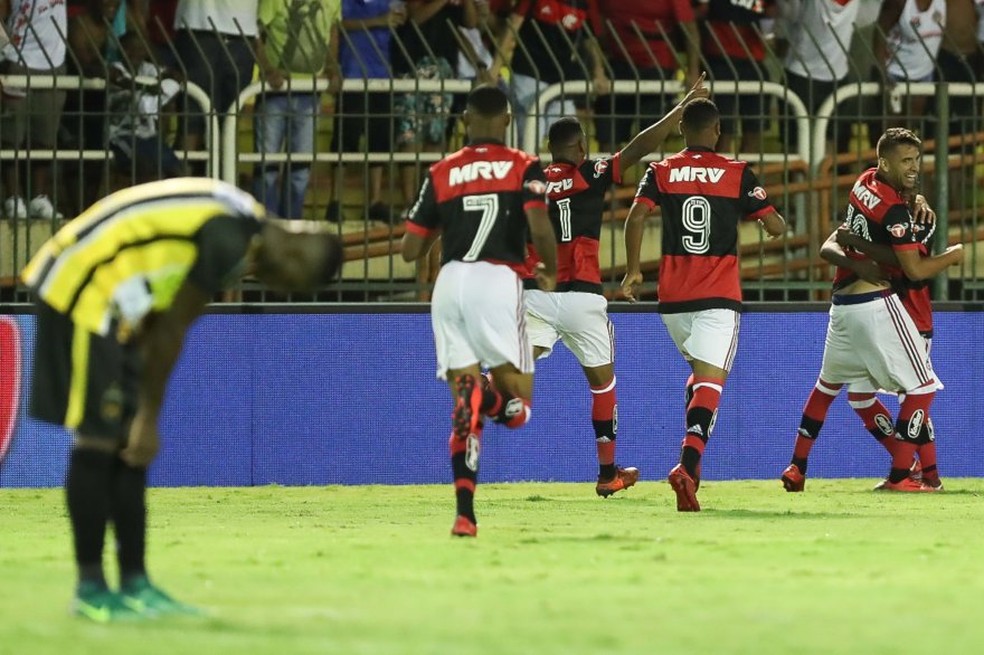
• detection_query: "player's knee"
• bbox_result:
[847,392,876,410]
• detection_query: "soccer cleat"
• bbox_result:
[452,375,481,440]
[120,576,202,616]
[451,515,477,537]
[596,466,640,498]
[73,582,144,623]
[909,458,923,481]
[920,474,944,491]
[667,464,700,512]
[781,464,806,492]
[874,477,939,492]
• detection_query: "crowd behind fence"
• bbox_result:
[1,0,983,304]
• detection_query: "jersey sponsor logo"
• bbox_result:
[0,317,21,464]
[851,180,882,210]
[907,409,926,440]
[449,161,515,186]
[593,159,609,179]
[874,413,894,436]
[888,223,908,239]
[749,186,768,201]
[668,166,726,184]
[545,178,574,195]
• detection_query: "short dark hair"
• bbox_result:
[681,98,720,133]
[547,117,584,146]
[877,127,922,159]
[467,85,509,118]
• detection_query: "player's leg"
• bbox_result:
[782,378,843,491]
[847,389,900,458]
[915,338,942,488]
[558,293,637,496]
[28,303,144,621]
[880,389,937,492]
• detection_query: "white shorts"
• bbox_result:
[848,335,943,394]
[820,292,940,394]
[524,289,614,368]
[660,308,741,372]
[431,260,534,380]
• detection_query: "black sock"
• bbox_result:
[888,467,910,483]
[111,460,148,585]
[66,449,115,587]
[681,447,702,479]
[451,452,477,523]
[599,463,616,480]
[792,457,808,475]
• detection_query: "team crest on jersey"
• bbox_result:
[749,186,768,201]
[888,223,908,239]
[593,159,609,179]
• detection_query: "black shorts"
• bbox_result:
[29,302,140,441]
[331,91,394,153]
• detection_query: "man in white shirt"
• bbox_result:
[169,0,261,156]
[0,0,68,220]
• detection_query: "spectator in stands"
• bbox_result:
[489,0,610,149]
[697,0,777,156]
[106,31,186,186]
[63,0,122,213]
[169,0,259,158]
[0,0,68,220]
[777,0,863,159]
[938,0,983,134]
[324,0,407,223]
[873,0,946,138]
[593,0,700,154]
[147,0,178,48]
[391,0,478,208]
[254,0,341,220]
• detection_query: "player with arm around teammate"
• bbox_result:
[526,75,709,498]
[401,85,557,537]
[21,177,343,621]
[780,128,963,494]
[621,98,786,512]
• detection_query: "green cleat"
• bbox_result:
[120,576,203,617]
[73,582,145,623]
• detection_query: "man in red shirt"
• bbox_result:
[622,99,785,511]
[592,0,700,153]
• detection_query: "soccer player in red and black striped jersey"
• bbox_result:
[781,128,963,494]
[401,85,557,537]
[621,98,785,511]
[523,75,709,498]
[824,194,944,489]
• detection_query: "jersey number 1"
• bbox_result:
[556,197,573,242]
[462,194,500,262]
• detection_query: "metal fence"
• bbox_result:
[1,10,982,304]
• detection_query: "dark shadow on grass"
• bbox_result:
[701,509,864,519]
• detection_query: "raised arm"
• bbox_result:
[619,73,708,169]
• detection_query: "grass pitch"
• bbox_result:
[2,480,984,655]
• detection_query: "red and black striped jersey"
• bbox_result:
[896,214,936,337]
[633,147,774,313]
[833,168,921,293]
[405,141,548,266]
[522,154,622,294]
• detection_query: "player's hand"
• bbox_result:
[854,258,888,286]
[683,71,709,104]
[834,225,858,249]
[120,412,160,468]
[621,270,643,302]
[911,194,936,224]
[534,263,556,292]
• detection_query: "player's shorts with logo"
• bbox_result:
[820,290,939,394]
[524,289,613,368]
[431,260,534,379]
[660,308,741,372]
[29,302,139,440]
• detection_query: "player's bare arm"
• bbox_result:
[620,202,649,302]
[910,193,935,224]
[121,281,211,467]
[758,209,786,238]
[618,73,709,170]
[895,244,964,281]
[526,204,557,291]
[401,230,440,262]
[835,225,899,267]
[820,230,887,286]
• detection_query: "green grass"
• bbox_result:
[2,480,984,655]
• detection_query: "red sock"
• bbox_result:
[847,392,899,458]
[892,392,934,476]
[680,377,722,477]
[793,380,841,461]
[449,422,483,522]
[590,377,617,466]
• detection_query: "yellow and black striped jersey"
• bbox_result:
[21,178,265,336]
